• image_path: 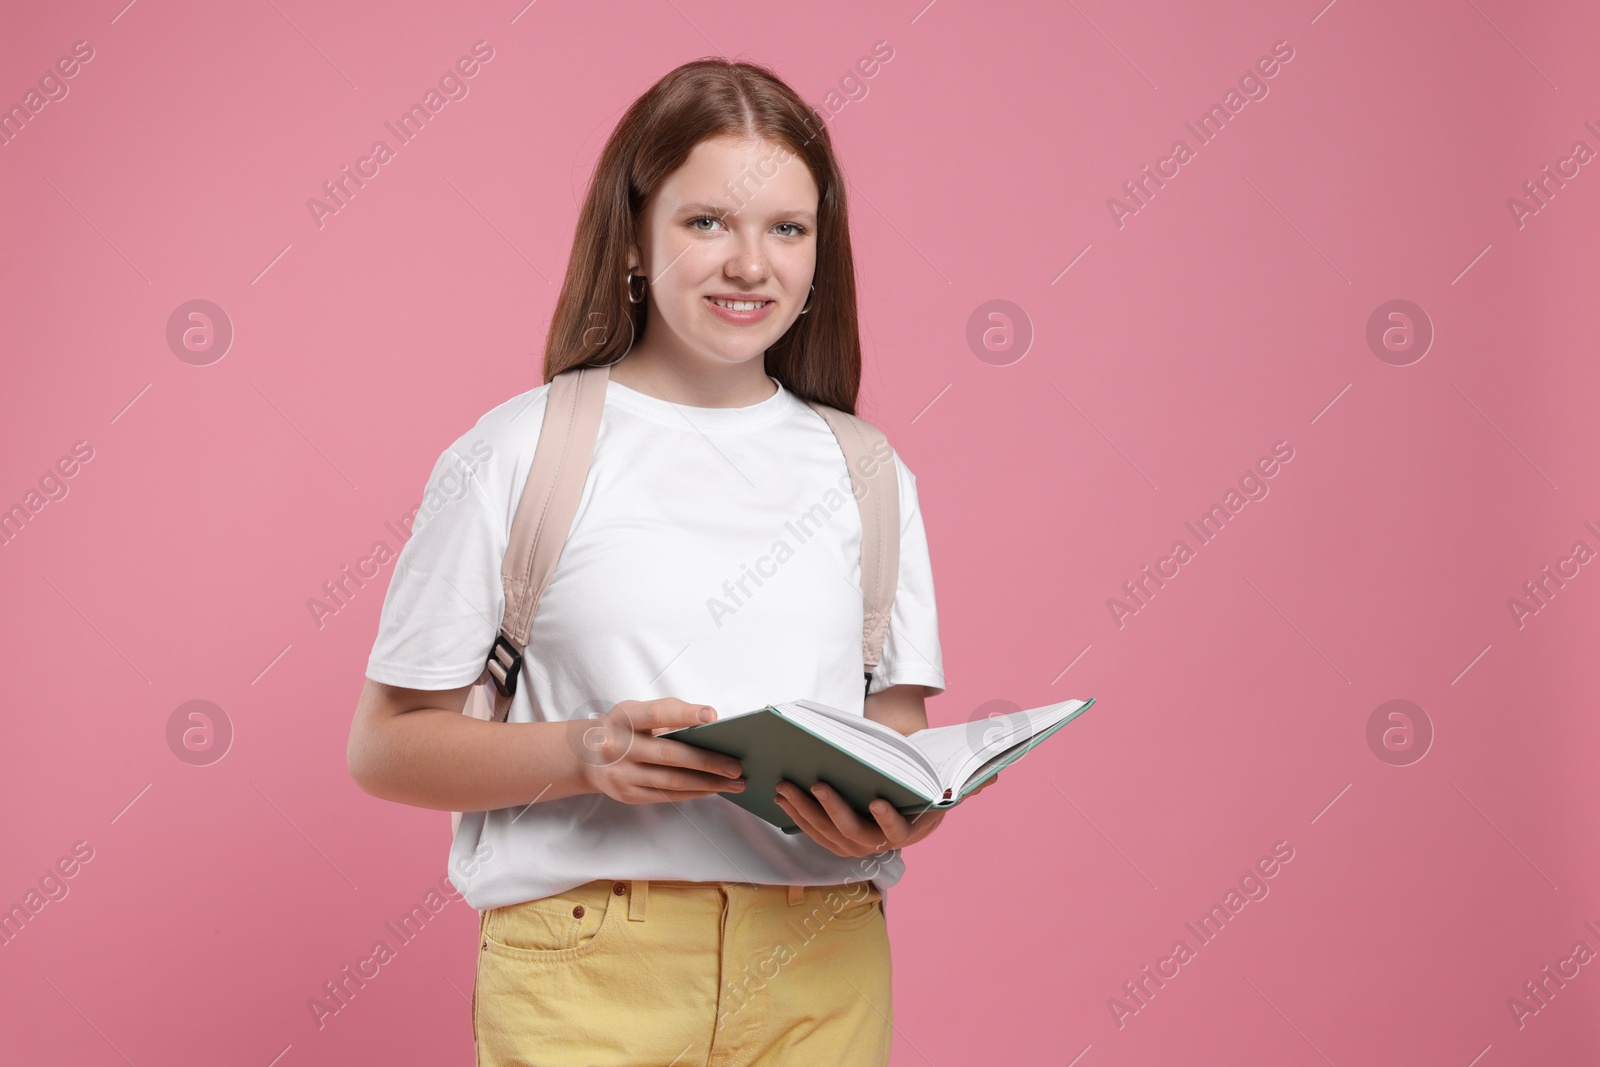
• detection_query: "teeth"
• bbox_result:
[709,297,768,312]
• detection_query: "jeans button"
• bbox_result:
[572,904,585,918]
[613,882,627,895]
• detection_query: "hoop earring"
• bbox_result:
[799,284,814,314]
[627,270,647,305]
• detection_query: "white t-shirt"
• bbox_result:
[364,373,946,911]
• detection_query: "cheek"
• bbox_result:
[776,254,816,298]
[647,265,702,315]
[657,243,721,294]
[780,242,816,275]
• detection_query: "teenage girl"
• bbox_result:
[348,57,988,1066]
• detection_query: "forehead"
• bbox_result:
[655,135,819,215]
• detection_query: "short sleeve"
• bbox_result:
[867,450,946,697]
[364,445,506,690]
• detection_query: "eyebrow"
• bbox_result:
[677,201,818,226]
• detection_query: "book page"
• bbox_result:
[789,700,924,751]
[909,711,1035,780]
[781,701,940,796]
[908,701,1091,790]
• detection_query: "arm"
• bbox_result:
[863,682,931,737]
[347,680,594,812]
[347,681,744,812]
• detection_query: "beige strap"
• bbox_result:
[804,399,899,673]
[503,365,609,643]
[788,884,805,906]
[475,364,609,724]
[629,879,648,921]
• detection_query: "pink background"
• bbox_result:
[4,1,1598,1064]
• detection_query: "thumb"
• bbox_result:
[644,699,718,735]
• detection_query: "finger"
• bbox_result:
[775,780,828,825]
[628,763,747,794]
[806,782,886,850]
[774,783,848,848]
[631,698,719,734]
[637,783,742,805]
[635,735,743,778]
[864,798,915,845]
[780,782,864,854]
[774,791,852,855]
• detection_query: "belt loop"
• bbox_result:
[629,879,648,921]
[787,884,805,906]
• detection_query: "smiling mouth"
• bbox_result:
[705,296,773,311]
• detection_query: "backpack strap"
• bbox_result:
[470,363,609,725]
[804,399,899,695]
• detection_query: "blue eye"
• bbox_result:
[687,216,808,237]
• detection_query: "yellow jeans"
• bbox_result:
[473,877,893,1066]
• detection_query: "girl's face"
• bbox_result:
[629,135,819,370]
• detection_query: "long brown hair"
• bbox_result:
[541,58,863,415]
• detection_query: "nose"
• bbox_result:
[723,230,770,284]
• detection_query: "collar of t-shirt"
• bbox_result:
[603,374,797,431]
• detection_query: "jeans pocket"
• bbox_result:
[815,882,883,931]
[481,881,619,963]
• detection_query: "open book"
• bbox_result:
[661,697,1096,834]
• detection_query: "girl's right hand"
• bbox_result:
[572,699,746,805]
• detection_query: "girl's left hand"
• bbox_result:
[772,775,998,857]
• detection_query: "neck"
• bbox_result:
[608,343,776,408]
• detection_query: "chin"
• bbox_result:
[707,345,768,366]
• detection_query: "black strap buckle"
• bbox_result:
[863,670,873,697]
[485,632,524,700]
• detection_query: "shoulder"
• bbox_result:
[434,382,555,524]
[844,405,918,493]
[805,400,922,525]
[450,381,554,456]
[804,401,906,472]
[851,411,923,528]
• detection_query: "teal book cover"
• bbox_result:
[662,698,1095,834]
